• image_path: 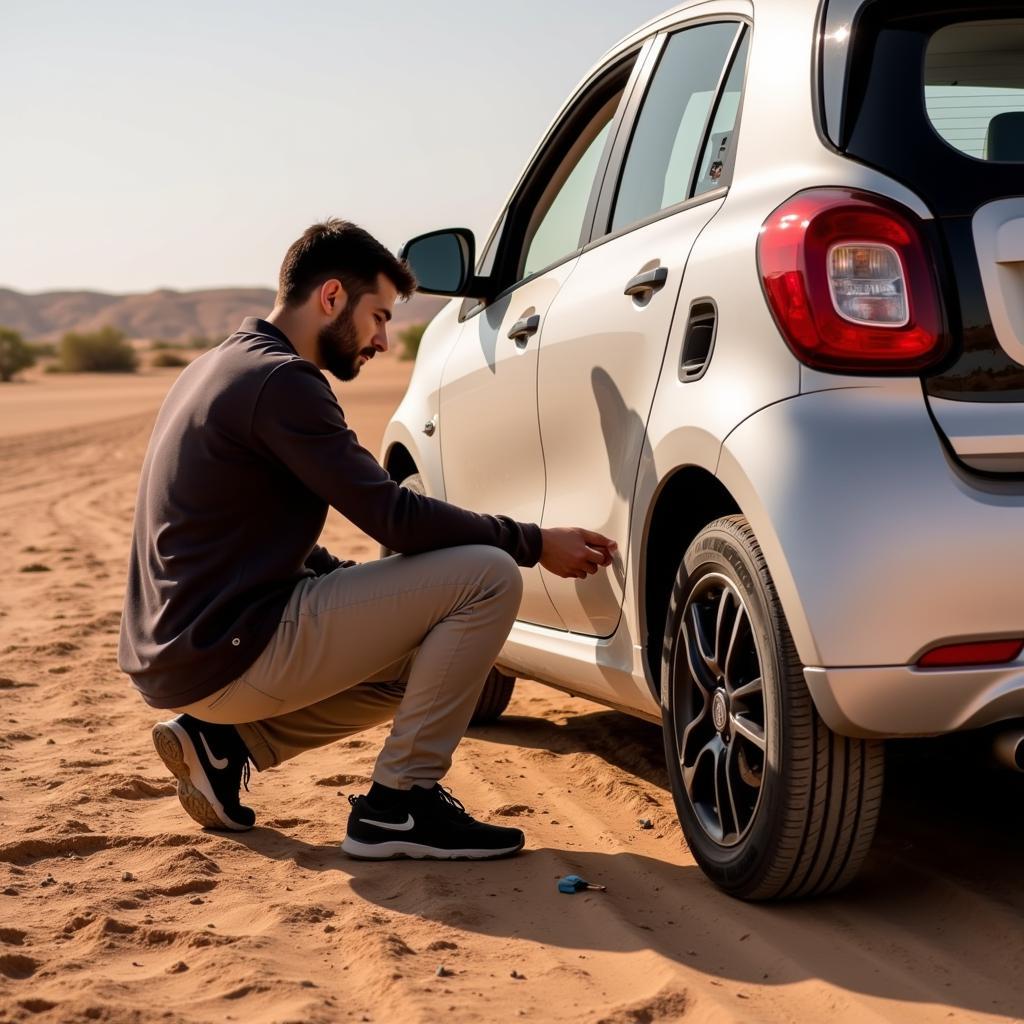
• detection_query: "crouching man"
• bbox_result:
[118,219,615,860]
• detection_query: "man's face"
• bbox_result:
[317,273,398,382]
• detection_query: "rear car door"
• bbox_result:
[534,20,749,636]
[438,48,644,626]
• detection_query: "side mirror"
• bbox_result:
[399,228,482,297]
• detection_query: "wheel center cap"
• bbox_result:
[712,689,729,734]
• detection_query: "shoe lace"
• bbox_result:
[240,758,251,794]
[434,785,471,820]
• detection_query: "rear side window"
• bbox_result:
[925,19,1024,161]
[694,30,749,196]
[610,22,740,233]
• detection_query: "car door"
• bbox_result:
[438,47,646,626]
[535,21,750,635]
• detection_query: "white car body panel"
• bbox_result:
[536,197,727,636]
[385,0,1024,738]
[437,264,579,627]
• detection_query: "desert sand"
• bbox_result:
[2,354,1024,1024]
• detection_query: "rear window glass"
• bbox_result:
[925,19,1024,162]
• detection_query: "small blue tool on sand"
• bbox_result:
[558,874,607,894]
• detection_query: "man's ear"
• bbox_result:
[319,278,348,316]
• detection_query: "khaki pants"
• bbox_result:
[171,545,523,789]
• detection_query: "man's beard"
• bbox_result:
[317,306,375,382]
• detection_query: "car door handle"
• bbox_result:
[507,314,541,344]
[624,266,668,298]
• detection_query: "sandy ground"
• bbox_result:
[2,356,1024,1024]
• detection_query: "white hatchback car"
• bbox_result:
[385,0,1024,899]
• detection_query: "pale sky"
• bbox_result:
[1,0,671,294]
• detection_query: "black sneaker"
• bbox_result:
[152,714,255,832]
[341,784,525,860]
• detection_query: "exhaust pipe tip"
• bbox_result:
[993,729,1024,772]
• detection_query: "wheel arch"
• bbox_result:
[383,441,418,484]
[640,465,741,700]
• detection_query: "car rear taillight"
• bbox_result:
[917,638,1024,669]
[758,188,950,373]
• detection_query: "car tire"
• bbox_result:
[388,473,517,726]
[471,667,517,725]
[661,514,884,900]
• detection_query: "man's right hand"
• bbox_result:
[539,527,618,580]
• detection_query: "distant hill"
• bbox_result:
[0,287,447,344]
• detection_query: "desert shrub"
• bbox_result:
[58,326,138,373]
[32,341,57,358]
[397,322,427,361]
[189,335,217,349]
[0,327,36,382]
[151,350,189,368]
[150,339,175,351]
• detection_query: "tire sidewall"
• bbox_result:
[661,521,789,894]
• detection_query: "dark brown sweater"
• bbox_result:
[118,318,542,709]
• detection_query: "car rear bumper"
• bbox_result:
[804,659,1024,738]
[715,381,1024,737]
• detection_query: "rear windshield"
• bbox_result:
[826,1,1024,217]
[925,19,1024,162]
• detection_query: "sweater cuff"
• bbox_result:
[519,522,543,568]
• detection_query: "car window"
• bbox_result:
[924,19,1024,161]
[519,89,622,280]
[693,29,749,196]
[611,22,739,233]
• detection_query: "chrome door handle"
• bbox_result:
[624,266,668,298]
[507,314,541,345]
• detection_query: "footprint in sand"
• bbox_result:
[105,775,176,800]
[0,952,40,979]
[314,773,371,788]
[492,803,535,817]
[0,677,37,690]
[17,998,57,1014]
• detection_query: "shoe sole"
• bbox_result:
[340,835,524,860]
[152,721,251,832]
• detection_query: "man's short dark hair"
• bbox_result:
[277,219,417,309]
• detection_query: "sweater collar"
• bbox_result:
[240,316,296,352]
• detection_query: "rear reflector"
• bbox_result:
[758,188,950,373]
[917,638,1024,669]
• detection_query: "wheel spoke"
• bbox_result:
[731,711,766,751]
[713,587,734,670]
[731,675,763,703]
[722,598,748,693]
[682,733,718,801]
[722,739,743,841]
[679,692,709,758]
[684,609,718,695]
[710,736,730,841]
[689,603,719,678]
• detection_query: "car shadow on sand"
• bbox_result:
[222,707,1024,1017]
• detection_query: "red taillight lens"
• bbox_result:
[917,639,1024,669]
[757,188,949,373]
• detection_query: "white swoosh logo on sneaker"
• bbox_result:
[199,733,229,770]
[359,814,415,832]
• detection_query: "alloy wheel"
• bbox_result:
[672,572,767,847]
